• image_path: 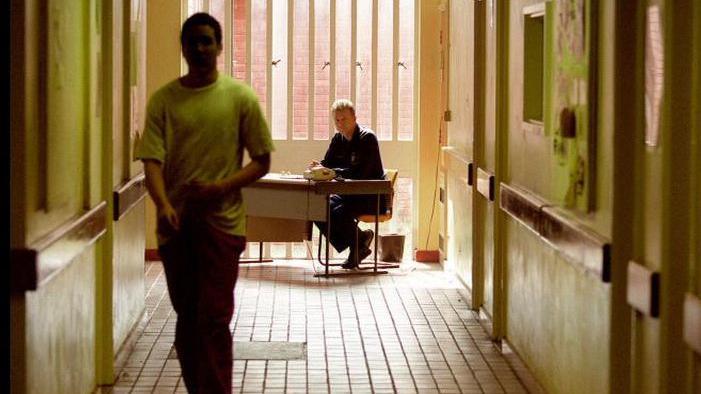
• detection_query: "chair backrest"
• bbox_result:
[384,169,398,215]
[357,169,398,223]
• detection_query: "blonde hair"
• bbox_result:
[331,99,355,115]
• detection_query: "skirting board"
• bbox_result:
[415,250,440,262]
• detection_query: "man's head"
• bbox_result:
[331,99,357,140]
[180,13,222,73]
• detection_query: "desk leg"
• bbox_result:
[239,241,273,264]
[317,228,322,264]
[325,194,331,277]
[314,192,389,278]
[374,194,380,273]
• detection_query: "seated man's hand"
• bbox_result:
[308,160,321,169]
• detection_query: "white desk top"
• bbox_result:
[246,173,391,195]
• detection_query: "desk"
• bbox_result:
[242,173,392,277]
[243,174,327,222]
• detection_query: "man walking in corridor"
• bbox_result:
[136,12,273,394]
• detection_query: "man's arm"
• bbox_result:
[187,153,271,200]
[222,152,271,190]
[320,135,352,177]
[143,159,179,231]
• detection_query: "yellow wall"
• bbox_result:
[11,0,104,392]
[9,1,700,393]
[144,0,183,250]
[22,0,90,244]
[505,219,611,393]
[11,248,98,394]
[416,0,443,252]
[446,0,474,154]
[96,0,150,384]
[445,169,474,285]
[25,248,98,394]
[691,1,701,389]
[11,0,150,391]
[112,200,147,350]
[499,0,615,390]
[443,0,476,290]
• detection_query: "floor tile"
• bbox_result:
[110,260,538,393]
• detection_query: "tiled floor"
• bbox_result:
[109,260,541,393]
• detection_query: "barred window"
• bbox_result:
[194,0,415,142]
[186,0,416,261]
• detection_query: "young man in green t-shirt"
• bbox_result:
[136,13,273,394]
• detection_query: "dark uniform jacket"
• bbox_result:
[321,125,387,214]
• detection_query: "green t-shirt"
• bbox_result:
[136,74,274,244]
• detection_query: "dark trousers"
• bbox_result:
[158,214,246,394]
[315,194,381,253]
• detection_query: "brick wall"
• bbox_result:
[292,0,310,140]
[314,0,331,139]
[233,0,247,80]
[398,0,414,141]
[228,0,414,142]
[251,0,267,111]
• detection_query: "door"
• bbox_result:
[443,0,476,295]
[102,0,149,384]
[473,0,498,327]
[626,1,697,392]
[11,0,108,391]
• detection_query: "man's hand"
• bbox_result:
[181,153,269,206]
[143,160,181,234]
[185,179,230,202]
[157,202,180,234]
[308,160,321,169]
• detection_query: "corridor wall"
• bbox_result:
[500,1,613,392]
[439,0,701,393]
[10,0,149,392]
[10,1,103,391]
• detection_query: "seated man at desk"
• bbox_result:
[310,99,386,269]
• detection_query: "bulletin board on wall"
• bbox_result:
[548,0,598,212]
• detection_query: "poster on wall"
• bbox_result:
[550,0,597,212]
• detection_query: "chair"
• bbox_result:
[357,169,398,224]
[314,169,400,275]
[354,169,401,270]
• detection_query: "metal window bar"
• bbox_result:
[350,0,357,105]
[392,0,399,141]
[266,0,272,124]
[224,1,232,75]
[371,0,378,131]
[229,0,414,260]
[308,0,315,142]
[287,0,294,140]
[245,0,252,85]
[329,0,336,139]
